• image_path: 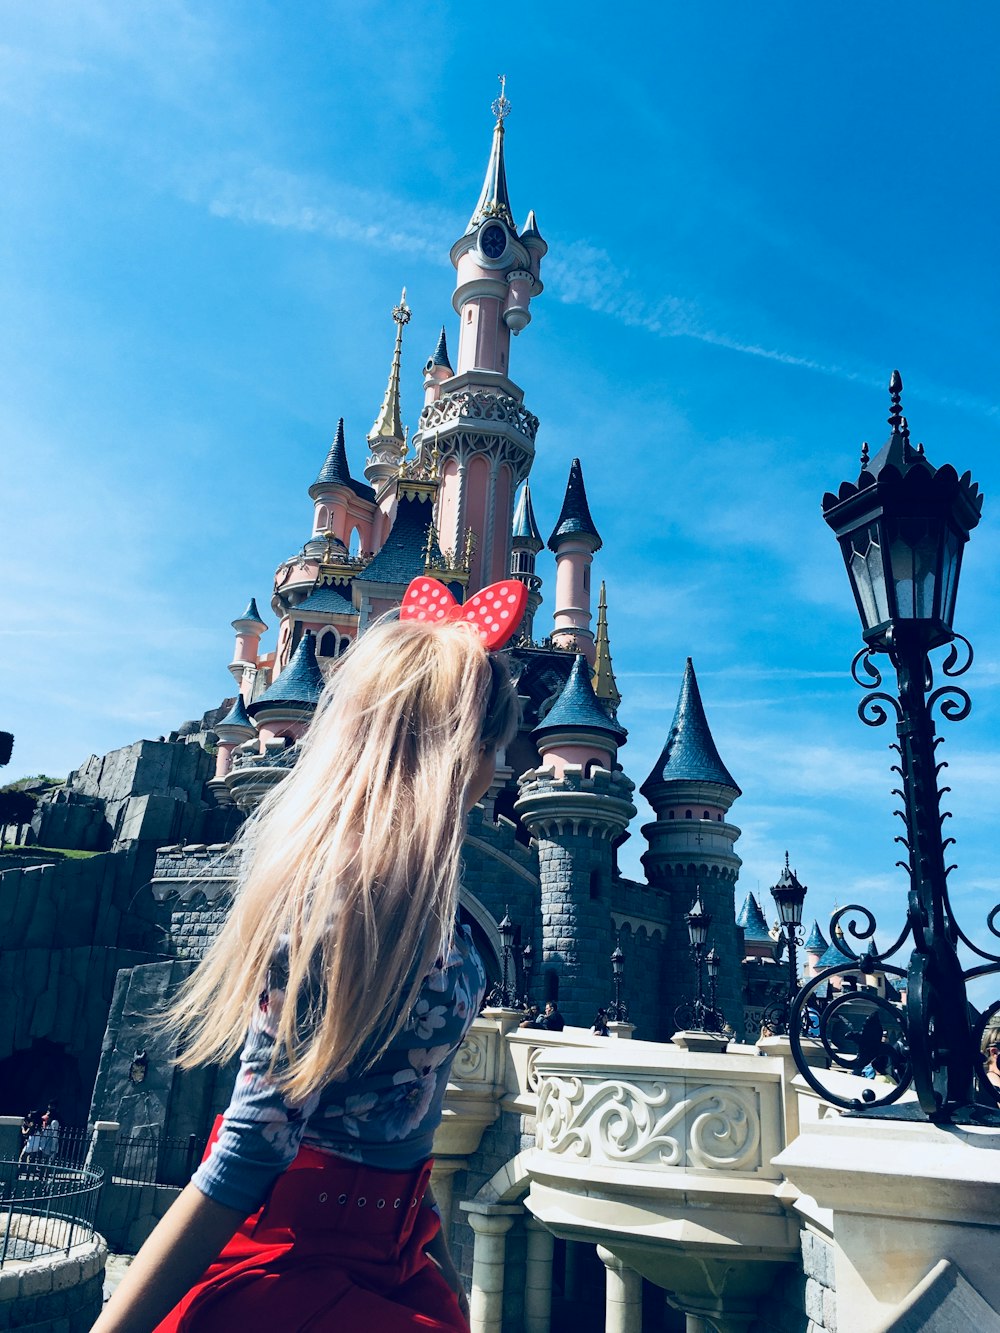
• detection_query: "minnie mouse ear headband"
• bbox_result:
[400,577,528,650]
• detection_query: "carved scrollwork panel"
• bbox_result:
[536,1074,762,1172]
[451,1030,488,1082]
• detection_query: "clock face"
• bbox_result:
[480,224,506,260]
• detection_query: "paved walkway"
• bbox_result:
[103,1252,133,1305]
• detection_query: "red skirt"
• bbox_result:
[154,1123,468,1332]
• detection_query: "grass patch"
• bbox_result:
[0,844,100,860]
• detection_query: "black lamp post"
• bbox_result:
[520,941,534,1010]
[789,372,999,1123]
[706,947,720,1027]
[764,854,809,1037]
[608,934,629,1022]
[486,908,519,1009]
[675,891,724,1033]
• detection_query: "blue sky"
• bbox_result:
[3,2,999,980]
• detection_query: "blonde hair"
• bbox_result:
[165,617,518,1103]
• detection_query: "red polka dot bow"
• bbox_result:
[400,577,528,649]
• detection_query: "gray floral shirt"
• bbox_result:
[191,925,485,1215]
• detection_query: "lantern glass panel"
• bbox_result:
[847,525,890,631]
[888,516,938,620]
[940,527,962,628]
[773,887,804,927]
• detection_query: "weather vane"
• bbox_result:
[491,74,511,124]
[393,286,411,326]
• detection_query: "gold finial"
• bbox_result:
[492,74,511,124]
[592,581,622,708]
[393,287,411,326]
[369,293,410,445]
[463,527,477,565]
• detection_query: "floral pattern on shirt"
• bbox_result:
[192,923,485,1216]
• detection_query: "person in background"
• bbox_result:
[534,1001,565,1032]
[19,1110,42,1173]
[591,1008,609,1036]
[981,1025,1000,1090]
[39,1101,61,1163]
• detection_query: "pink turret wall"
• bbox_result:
[537,746,613,780]
[551,541,596,663]
[464,455,490,589]
[214,740,236,780]
[436,458,461,557]
[489,464,513,584]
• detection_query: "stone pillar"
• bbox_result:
[429,1162,461,1235]
[462,1203,520,1333]
[598,1245,643,1333]
[607,1021,635,1039]
[0,1116,23,1159]
[524,1217,554,1333]
[776,1114,1000,1332]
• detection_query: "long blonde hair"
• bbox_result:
[166,617,518,1103]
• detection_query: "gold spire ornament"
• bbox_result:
[368,289,411,445]
[592,581,621,709]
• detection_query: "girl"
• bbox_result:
[95,613,519,1332]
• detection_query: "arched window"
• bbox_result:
[349,528,362,557]
[717,813,723,822]
[668,810,675,820]
[703,810,710,820]
[685,809,692,820]
[318,630,338,658]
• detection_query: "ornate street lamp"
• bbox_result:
[763,854,809,1037]
[789,372,999,1123]
[675,891,725,1033]
[520,941,534,1010]
[486,908,519,1009]
[607,934,629,1022]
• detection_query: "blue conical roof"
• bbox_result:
[736,892,771,943]
[312,419,375,501]
[315,418,352,486]
[233,597,265,628]
[641,659,740,797]
[296,583,357,617]
[519,209,545,245]
[426,327,452,371]
[512,482,543,547]
[815,929,857,971]
[534,654,627,745]
[548,458,602,550]
[805,919,829,953]
[216,693,254,732]
[247,631,325,715]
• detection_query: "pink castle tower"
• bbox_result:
[548,458,602,663]
[414,81,546,593]
[229,598,267,701]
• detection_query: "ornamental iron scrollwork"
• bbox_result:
[788,631,1000,1123]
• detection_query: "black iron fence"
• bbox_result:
[111,1132,204,1187]
[0,1158,103,1267]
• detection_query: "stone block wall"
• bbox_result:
[0,1233,106,1333]
[0,845,168,1123]
[749,1226,837,1333]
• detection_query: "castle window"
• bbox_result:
[685,809,692,820]
[668,810,675,819]
[318,630,338,658]
[589,870,601,901]
[703,810,710,820]
[717,813,722,822]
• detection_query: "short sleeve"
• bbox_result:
[190,949,320,1215]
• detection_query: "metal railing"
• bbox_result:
[111,1133,203,1187]
[0,1158,103,1267]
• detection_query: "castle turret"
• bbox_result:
[736,892,774,962]
[510,481,543,640]
[415,86,543,592]
[365,291,411,503]
[422,327,453,408]
[548,458,601,662]
[211,692,255,788]
[229,598,267,700]
[245,629,325,746]
[514,657,635,1025]
[803,919,829,979]
[640,659,744,1031]
[309,418,376,554]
